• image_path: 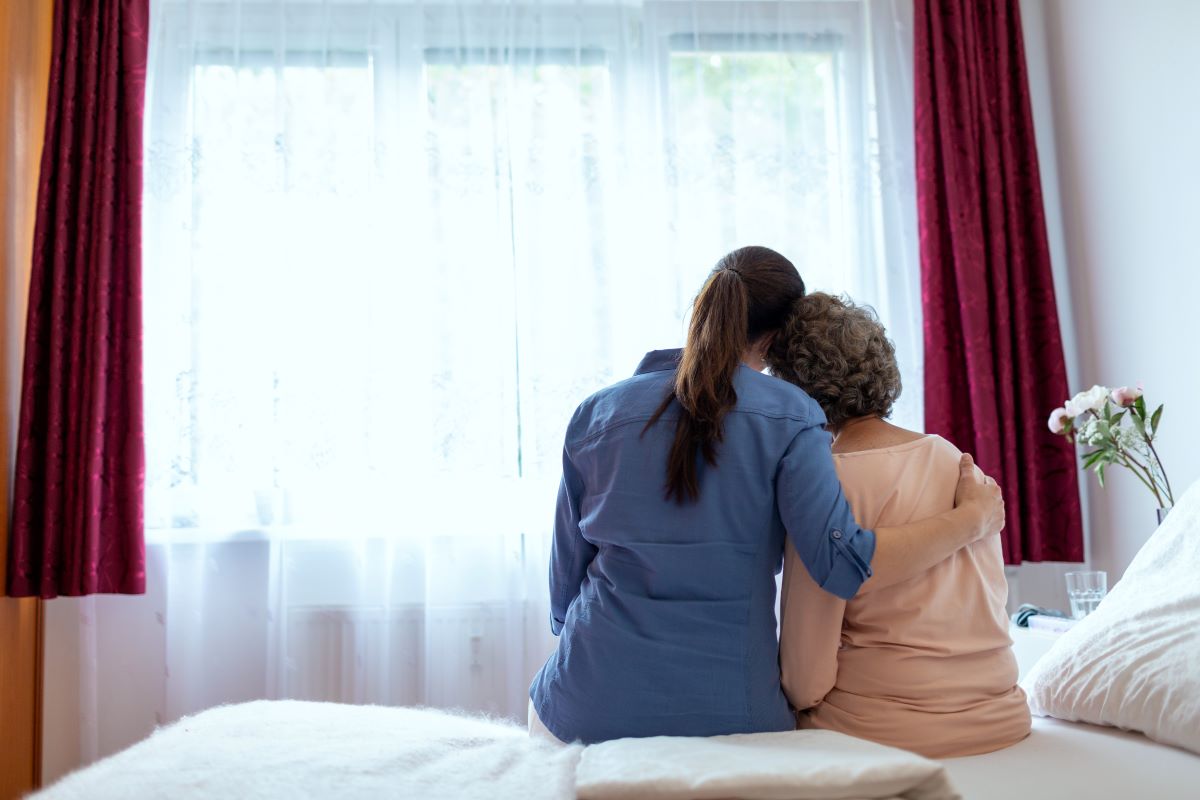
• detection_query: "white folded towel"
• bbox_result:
[577,728,959,800]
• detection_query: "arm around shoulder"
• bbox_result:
[776,425,876,601]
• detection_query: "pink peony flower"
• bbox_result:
[1048,407,1071,434]
[1111,385,1143,407]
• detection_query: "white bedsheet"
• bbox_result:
[943,716,1200,799]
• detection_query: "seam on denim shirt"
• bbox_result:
[569,406,818,448]
[739,578,754,720]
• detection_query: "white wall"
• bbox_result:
[1020,0,1200,599]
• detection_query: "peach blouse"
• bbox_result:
[779,434,1031,758]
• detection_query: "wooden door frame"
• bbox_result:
[1,0,52,795]
[0,597,44,797]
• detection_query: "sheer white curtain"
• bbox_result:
[65,0,918,755]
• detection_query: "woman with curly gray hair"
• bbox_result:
[767,293,1031,758]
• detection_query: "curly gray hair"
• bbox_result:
[765,292,902,427]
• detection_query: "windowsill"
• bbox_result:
[144,525,541,546]
[144,526,432,546]
[145,527,276,546]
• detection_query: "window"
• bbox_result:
[144,1,917,541]
[665,35,857,292]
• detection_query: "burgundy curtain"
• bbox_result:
[915,0,1083,563]
[6,0,149,597]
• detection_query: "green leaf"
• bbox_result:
[1134,395,1147,418]
[1081,449,1107,469]
[1097,463,1107,487]
[1151,404,1164,435]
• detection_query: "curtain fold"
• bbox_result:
[915,0,1083,563]
[6,0,151,598]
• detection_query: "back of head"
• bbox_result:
[649,246,805,503]
[766,292,902,428]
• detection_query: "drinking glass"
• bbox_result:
[1065,571,1108,619]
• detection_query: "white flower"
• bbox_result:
[1064,385,1109,417]
[1080,419,1104,446]
[1118,425,1142,451]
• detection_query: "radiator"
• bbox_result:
[283,602,554,721]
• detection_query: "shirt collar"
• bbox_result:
[634,348,682,376]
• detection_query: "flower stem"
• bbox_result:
[1142,435,1175,506]
[1116,446,1166,506]
[1117,453,1164,505]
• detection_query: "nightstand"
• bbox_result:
[1010,623,1071,680]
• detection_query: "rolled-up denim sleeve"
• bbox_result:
[776,425,875,600]
[549,445,597,635]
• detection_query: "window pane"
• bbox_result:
[148,61,400,530]
[423,60,618,480]
[667,48,851,291]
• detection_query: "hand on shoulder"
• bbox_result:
[954,454,1005,542]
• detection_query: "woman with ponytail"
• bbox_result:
[528,246,1004,744]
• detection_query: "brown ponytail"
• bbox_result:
[646,246,805,503]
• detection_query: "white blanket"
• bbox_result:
[37,702,581,800]
[35,700,958,800]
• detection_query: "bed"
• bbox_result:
[36,482,1200,798]
[31,698,1200,800]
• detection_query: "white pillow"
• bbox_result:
[1021,479,1200,754]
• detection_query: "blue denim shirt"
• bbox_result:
[529,349,875,743]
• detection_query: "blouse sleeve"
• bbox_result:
[548,444,597,635]
[776,425,876,600]
[779,543,847,711]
